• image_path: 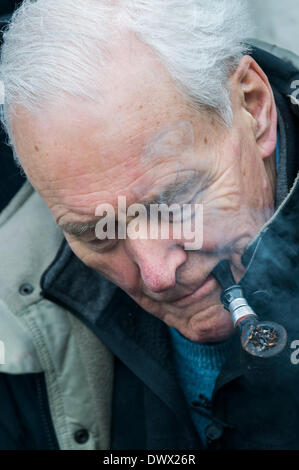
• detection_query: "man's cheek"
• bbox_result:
[82,251,141,293]
[201,222,235,253]
[201,206,256,254]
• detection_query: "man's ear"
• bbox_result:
[231,55,277,159]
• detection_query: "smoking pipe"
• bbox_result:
[211,260,287,358]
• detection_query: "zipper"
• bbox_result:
[35,374,59,450]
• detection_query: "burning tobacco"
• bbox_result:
[243,324,279,352]
[240,319,287,357]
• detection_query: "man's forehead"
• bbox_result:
[14,97,197,183]
[141,120,195,163]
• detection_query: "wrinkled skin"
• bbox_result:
[11,35,277,342]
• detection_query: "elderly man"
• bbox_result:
[0,0,299,450]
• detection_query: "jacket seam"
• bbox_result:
[21,308,75,450]
[35,374,59,450]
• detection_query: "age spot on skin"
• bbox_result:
[34,145,39,151]
[204,137,208,144]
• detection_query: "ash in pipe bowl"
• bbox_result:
[240,319,287,358]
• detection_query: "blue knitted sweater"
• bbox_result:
[169,326,233,446]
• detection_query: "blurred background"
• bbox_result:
[249,0,299,55]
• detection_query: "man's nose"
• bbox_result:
[125,239,187,293]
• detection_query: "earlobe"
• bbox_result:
[233,55,277,159]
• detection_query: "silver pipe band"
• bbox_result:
[228,298,257,326]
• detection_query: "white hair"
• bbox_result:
[0,0,253,148]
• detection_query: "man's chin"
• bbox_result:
[166,305,236,343]
[130,292,235,343]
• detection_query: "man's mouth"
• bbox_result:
[144,274,217,306]
[170,275,216,306]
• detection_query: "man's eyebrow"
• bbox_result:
[142,173,200,207]
[57,219,99,237]
[57,174,201,236]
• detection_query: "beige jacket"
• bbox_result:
[0,181,114,450]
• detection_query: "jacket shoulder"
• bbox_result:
[249,38,299,71]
